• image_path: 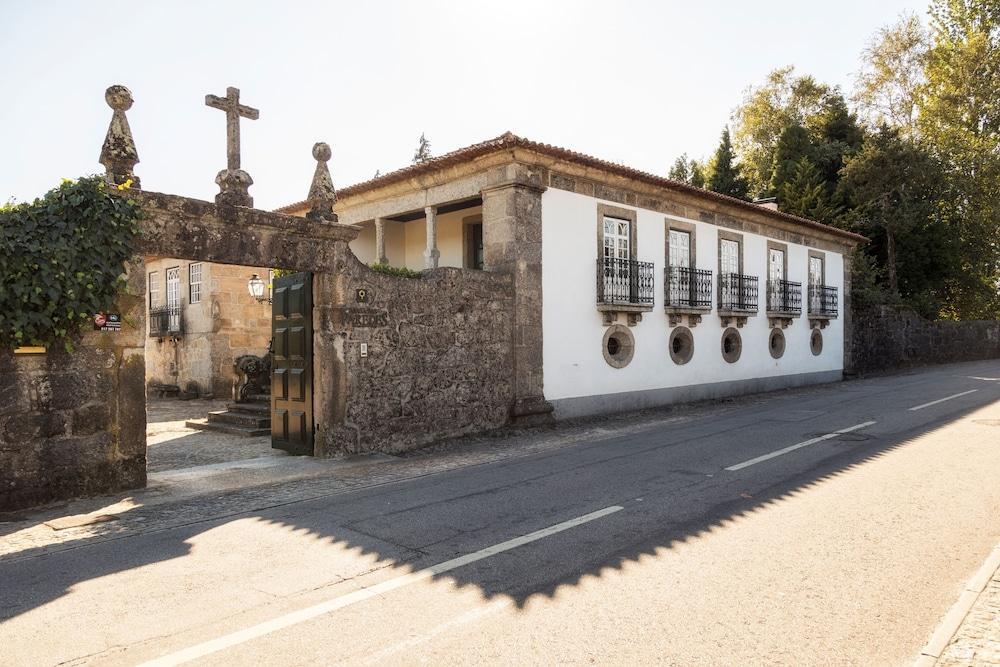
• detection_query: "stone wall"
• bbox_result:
[0,265,146,511]
[317,257,515,456]
[849,306,1000,374]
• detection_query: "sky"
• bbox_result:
[1,0,927,210]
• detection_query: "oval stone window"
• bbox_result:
[769,328,786,359]
[721,327,742,364]
[603,324,635,368]
[669,327,695,365]
[810,328,824,356]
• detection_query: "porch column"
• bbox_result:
[424,206,440,269]
[374,217,388,265]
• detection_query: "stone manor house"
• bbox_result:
[279,133,863,420]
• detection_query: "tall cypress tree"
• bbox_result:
[706,128,749,199]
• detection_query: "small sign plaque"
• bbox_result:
[355,288,371,304]
[93,312,122,332]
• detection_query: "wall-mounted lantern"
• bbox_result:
[247,274,268,303]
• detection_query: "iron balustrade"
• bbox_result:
[718,273,758,311]
[808,284,839,317]
[665,266,713,309]
[766,279,803,315]
[597,257,655,306]
[149,306,183,336]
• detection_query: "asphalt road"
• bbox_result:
[2,360,1000,666]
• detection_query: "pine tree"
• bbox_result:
[706,128,749,199]
[778,157,840,223]
[668,154,691,182]
[412,133,432,164]
[770,124,813,196]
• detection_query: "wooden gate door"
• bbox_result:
[271,272,314,455]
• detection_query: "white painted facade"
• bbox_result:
[541,188,844,410]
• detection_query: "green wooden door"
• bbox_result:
[271,272,314,455]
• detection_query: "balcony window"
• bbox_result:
[766,278,803,315]
[718,273,759,312]
[598,257,655,305]
[807,252,838,317]
[149,306,183,337]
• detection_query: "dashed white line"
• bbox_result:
[138,505,623,667]
[909,389,979,411]
[724,421,877,472]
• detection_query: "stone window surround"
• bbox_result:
[664,217,697,272]
[766,240,790,281]
[602,324,635,368]
[596,203,638,262]
[668,326,695,365]
[717,230,744,275]
[769,327,786,359]
[721,327,742,364]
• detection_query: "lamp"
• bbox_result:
[247,274,267,303]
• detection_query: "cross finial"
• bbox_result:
[99,85,140,188]
[307,142,338,222]
[205,86,259,207]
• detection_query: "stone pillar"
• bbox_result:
[481,168,553,424]
[375,217,388,265]
[424,206,440,269]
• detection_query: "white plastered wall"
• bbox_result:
[541,188,845,404]
[347,207,481,270]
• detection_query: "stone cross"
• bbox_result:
[205,86,258,207]
[99,85,140,188]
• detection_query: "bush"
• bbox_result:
[369,263,423,279]
[0,176,142,349]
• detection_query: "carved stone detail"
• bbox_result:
[234,353,271,402]
[307,142,338,222]
[99,85,140,188]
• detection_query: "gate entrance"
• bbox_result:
[270,272,314,455]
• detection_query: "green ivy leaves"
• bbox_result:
[0,176,142,349]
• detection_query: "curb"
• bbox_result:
[915,543,1000,666]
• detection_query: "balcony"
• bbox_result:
[766,279,802,316]
[149,306,182,337]
[808,285,839,327]
[597,258,654,325]
[718,273,758,312]
[665,267,712,326]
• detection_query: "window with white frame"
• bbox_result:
[602,217,631,262]
[148,272,160,308]
[720,239,740,275]
[669,229,691,269]
[768,247,785,281]
[188,263,203,304]
[166,267,180,331]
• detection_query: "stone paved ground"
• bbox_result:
[937,563,1000,666]
[146,398,275,472]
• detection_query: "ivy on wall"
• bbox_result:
[0,176,142,349]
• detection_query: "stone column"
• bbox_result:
[375,217,388,265]
[481,168,553,425]
[424,206,440,269]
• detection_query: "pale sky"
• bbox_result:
[2,0,925,210]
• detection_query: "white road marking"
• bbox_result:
[909,389,979,411]
[724,421,877,472]
[139,505,624,667]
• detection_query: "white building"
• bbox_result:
[280,133,863,420]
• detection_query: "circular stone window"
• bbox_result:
[602,324,635,368]
[810,328,824,356]
[768,328,786,359]
[721,327,742,364]
[668,327,695,365]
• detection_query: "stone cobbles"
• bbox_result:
[937,565,1000,666]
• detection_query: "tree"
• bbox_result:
[839,126,952,313]
[731,66,833,196]
[852,13,930,135]
[769,124,814,195]
[668,154,692,182]
[778,157,841,224]
[412,133,432,164]
[705,127,749,199]
[918,0,1000,318]
[690,160,707,188]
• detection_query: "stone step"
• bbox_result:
[185,418,270,437]
[226,402,270,416]
[206,410,270,428]
[246,393,271,403]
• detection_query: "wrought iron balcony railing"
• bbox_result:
[718,273,758,312]
[808,284,839,317]
[597,257,655,306]
[766,279,803,315]
[149,306,183,337]
[665,267,713,309]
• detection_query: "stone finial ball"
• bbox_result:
[313,142,332,162]
[105,85,134,111]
